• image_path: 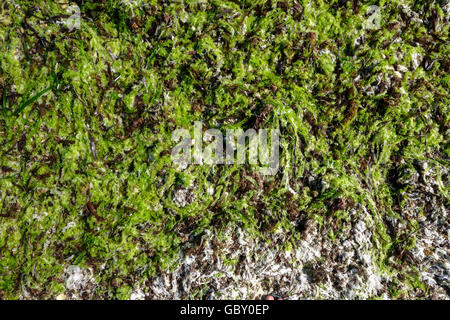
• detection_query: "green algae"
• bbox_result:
[0,0,448,299]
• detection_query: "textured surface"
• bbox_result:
[0,0,449,299]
